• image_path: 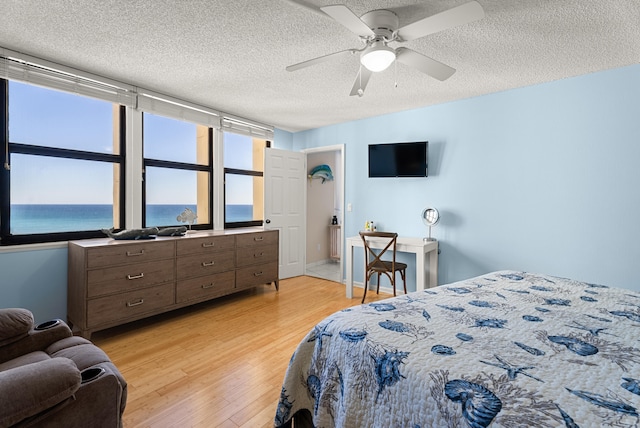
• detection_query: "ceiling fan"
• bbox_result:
[286,1,484,97]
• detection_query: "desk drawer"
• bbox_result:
[176,251,235,279]
[176,271,236,304]
[86,241,174,268]
[87,282,174,328]
[87,260,175,297]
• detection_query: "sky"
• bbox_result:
[8,80,254,205]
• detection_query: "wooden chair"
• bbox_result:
[359,231,407,303]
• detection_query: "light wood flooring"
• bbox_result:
[92,276,392,428]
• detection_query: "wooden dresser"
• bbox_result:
[67,228,278,338]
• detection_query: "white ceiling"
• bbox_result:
[0,0,638,133]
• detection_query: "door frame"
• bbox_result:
[301,144,345,283]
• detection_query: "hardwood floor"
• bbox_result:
[92,276,392,428]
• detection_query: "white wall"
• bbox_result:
[293,64,640,291]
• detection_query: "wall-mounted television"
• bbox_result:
[368,141,428,178]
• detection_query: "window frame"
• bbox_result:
[0,50,277,246]
[0,78,126,245]
[223,138,270,229]
[142,116,213,230]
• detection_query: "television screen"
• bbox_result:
[368,141,428,177]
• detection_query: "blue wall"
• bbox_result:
[0,246,68,323]
[274,128,294,150]
[1,64,638,322]
[294,64,640,291]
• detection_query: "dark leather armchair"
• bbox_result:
[0,308,127,427]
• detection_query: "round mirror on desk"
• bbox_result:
[421,207,440,242]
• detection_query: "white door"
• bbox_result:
[264,148,306,279]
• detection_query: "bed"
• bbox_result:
[274,270,640,427]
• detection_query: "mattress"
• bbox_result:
[275,270,640,427]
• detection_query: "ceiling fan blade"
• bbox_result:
[395,47,456,81]
[320,5,375,37]
[396,1,484,41]
[281,0,327,17]
[349,66,372,97]
[286,49,359,72]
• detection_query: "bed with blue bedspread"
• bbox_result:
[274,271,640,427]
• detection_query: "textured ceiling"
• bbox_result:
[0,0,638,132]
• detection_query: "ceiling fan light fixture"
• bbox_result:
[360,42,396,72]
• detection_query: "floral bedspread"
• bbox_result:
[275,271,640,427]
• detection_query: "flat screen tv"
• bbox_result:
[368,141,428,177]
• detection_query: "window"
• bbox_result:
[0,50,275,245]
[0,79,125,245]
[223,131,268,228]
[142,113,212,229]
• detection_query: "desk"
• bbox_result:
[345,236,438,299]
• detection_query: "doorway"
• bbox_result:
[303,145,344,283]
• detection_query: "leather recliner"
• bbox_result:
[0,308,127,427]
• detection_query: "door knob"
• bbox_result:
[265,219,271,224]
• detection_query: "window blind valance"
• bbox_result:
[137,90,221,128]
[0,47,274,135]
[0,48,136,107]
[222,115,274,140]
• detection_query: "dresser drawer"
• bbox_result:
[87,260,175,297]
[236,244,278,267]
[176,235,235,256]
[235,231,278,248]
[87,282,175,328]
[176,251,235,279]
[236,262,278,290]
[176,271,236,304]
[86,241,175,269]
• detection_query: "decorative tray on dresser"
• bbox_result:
[67,228,278,338]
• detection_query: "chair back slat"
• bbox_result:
[359,231,398,271]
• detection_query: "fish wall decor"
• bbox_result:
[308,164,334,183]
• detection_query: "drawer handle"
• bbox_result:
[126,250,145,256]
[253,271,264,277]
[126,299,144,307]
[254,237,264,241]
[202,283,215,289]
[127,273,145,280]
[254,252,264,258]
[202,242,215,248]
[202,261,215,267]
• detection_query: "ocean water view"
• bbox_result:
[10,204,254,234]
